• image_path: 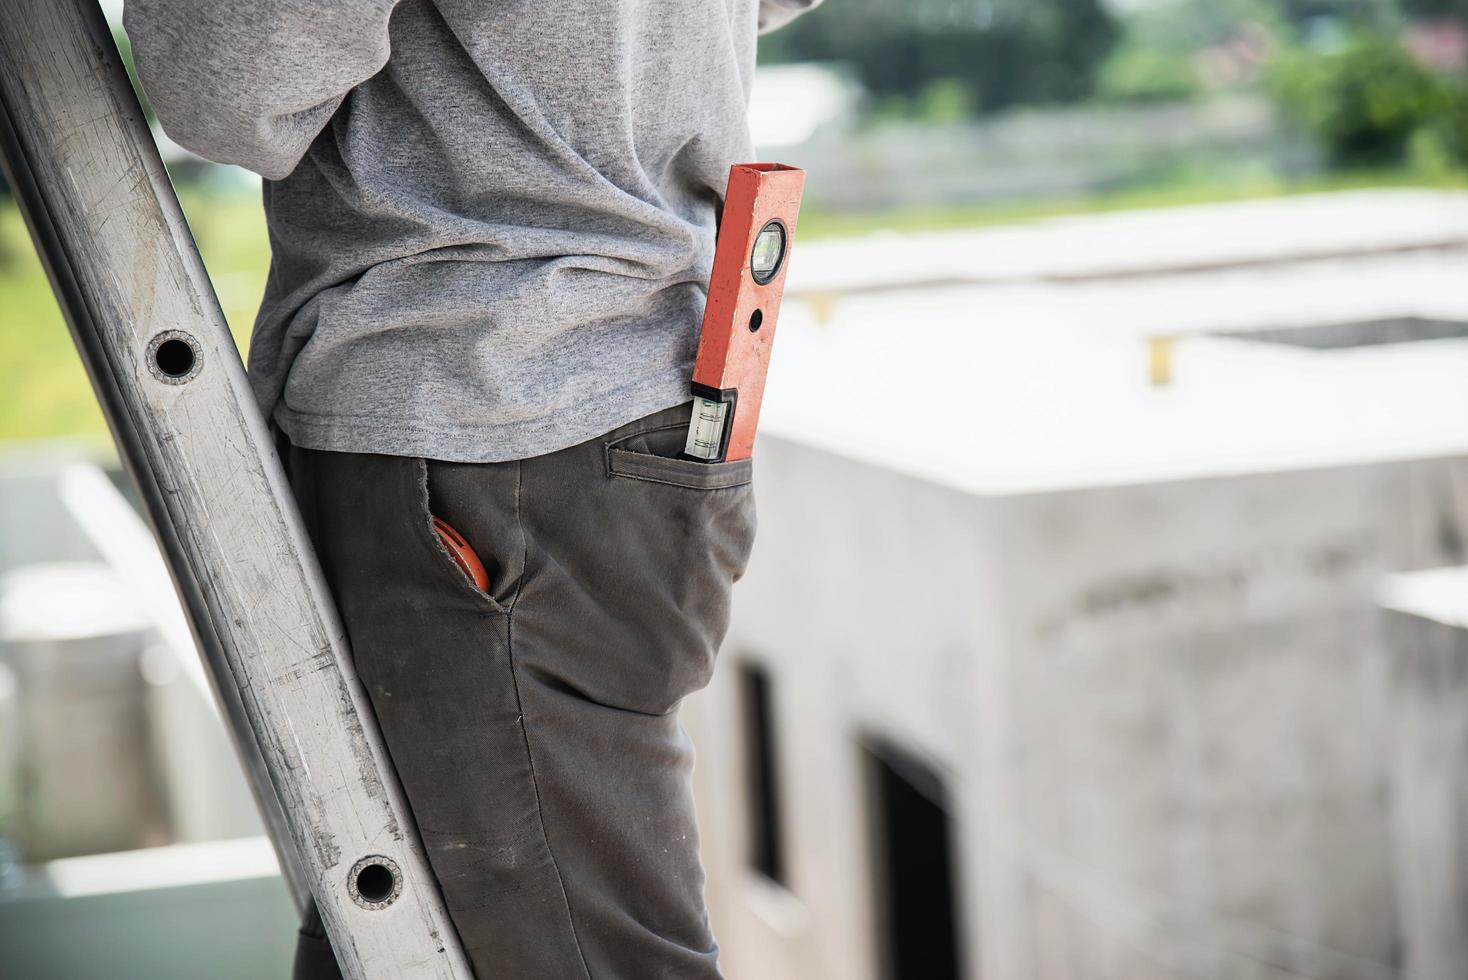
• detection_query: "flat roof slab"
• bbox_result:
[765,192,1468,495]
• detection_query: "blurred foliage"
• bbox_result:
[1269,32,1468,166]
[913,79,980,122]
[758,0,1468,118]
[1112,0,1292,52]
[759,0,1120,114]
[1401,0,1468,16]
[1408,78,1468,171]
[0,205,105,442]
[1097,43,1203,102]
[871,78,979,123]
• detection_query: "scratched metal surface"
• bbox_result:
[0,2,473,976]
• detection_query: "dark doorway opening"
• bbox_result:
[864,738,965,980]
[738,661,786,885]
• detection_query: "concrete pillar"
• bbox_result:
[0,563,167,861]
[1380,566,1468,980]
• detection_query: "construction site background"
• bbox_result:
[4,1,1468,978]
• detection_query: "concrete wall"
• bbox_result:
[0,839,296,980]
[1380,571,1468,980]
[978,460,1468,980]
[689,437,1468,980]
[687,435,1000,980]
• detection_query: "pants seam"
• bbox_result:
[503,458,595,980]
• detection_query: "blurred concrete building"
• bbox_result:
[0,453,294,979]
[1381,566,1468,980]
[686,190,1468,980]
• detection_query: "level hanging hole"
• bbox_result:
[348,855,402,909]
[146,331,202,384]
[748,309,764,333]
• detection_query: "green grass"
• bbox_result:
[1,167,1463,444]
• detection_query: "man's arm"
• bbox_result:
[123,0,398,180]
[758,0,823,34]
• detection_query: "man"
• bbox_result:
[123,0,820,976]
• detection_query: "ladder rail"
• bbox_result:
[0,3,474,976]
[0,93,312,912]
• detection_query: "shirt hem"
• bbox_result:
[273,377,694,464]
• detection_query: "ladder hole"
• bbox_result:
[348,855,402,909]
[154,339,194,377]
[748,309,764,333]
[355,863,395,903]
[146,331,201,384]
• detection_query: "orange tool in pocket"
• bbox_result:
[432,516,490,594]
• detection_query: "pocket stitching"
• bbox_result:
[605,447,752,490]
[605,420,689,449]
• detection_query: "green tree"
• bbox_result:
[1270,32,1451,164]
[1097,43,1203,102]
[758,0,1120,114]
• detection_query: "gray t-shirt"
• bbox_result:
[125,0,819,462]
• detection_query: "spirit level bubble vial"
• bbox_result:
[684,163,805,463]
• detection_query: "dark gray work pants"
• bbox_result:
[280,402,756,979]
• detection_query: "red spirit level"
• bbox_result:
[684,163,805,463]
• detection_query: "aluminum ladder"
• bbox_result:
[0,2,474,976]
